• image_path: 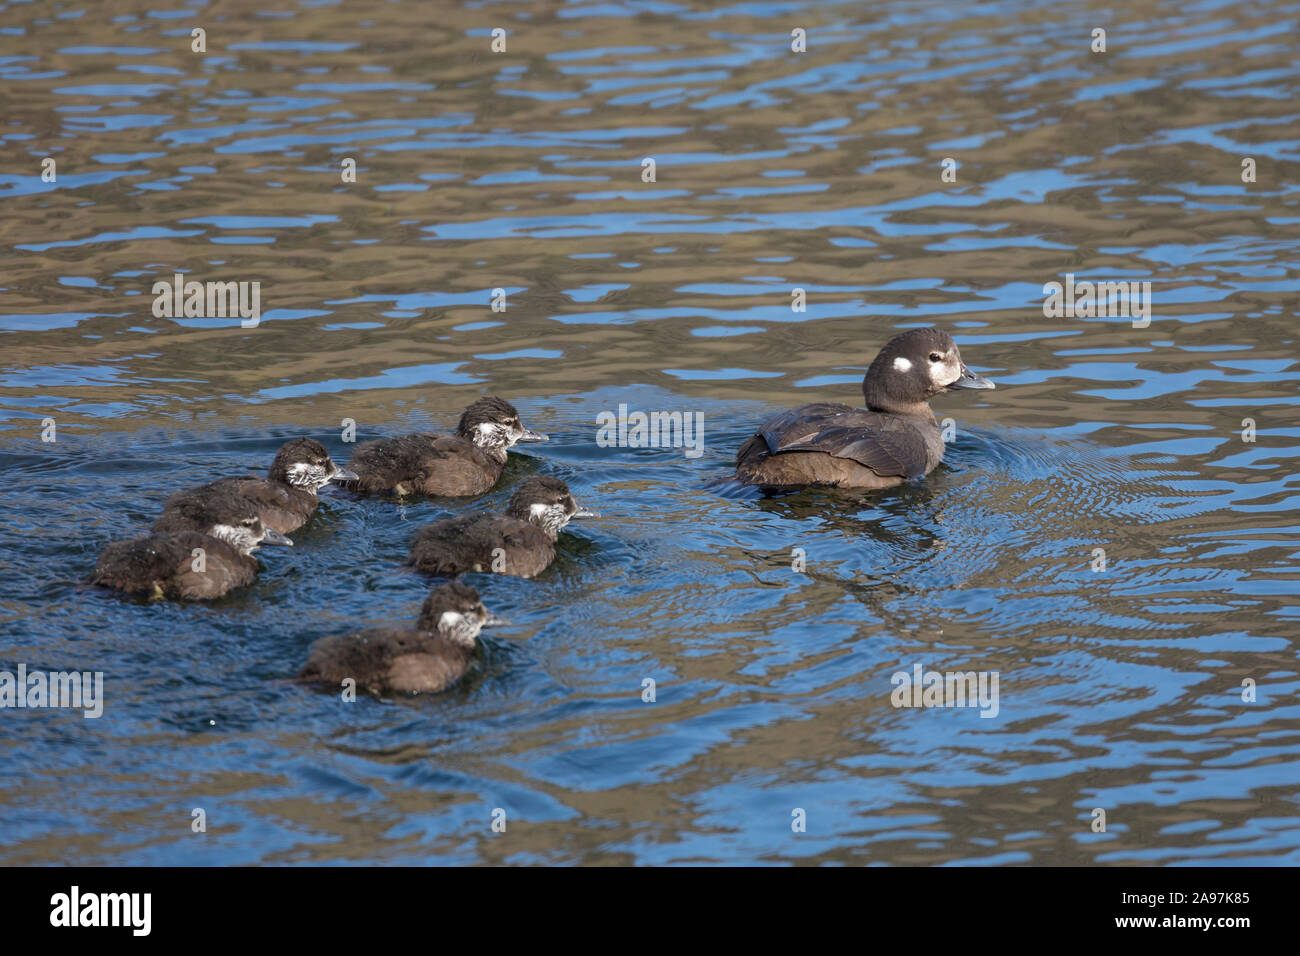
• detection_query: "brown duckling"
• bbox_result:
[298,581,506,695]
[92,490,292,600]
[344,396,547,497]
[407,476,597,579]
[153,437,356,536]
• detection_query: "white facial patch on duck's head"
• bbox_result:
[208,521,261,555]
[472,421,511,448]
[527,500,570,535]
[436,609,482,647]
[286,461,330,492]
[892,356,912,373]
[925,348,964,388]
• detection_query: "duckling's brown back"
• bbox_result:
[344,432,506,496]
[299,626,473,695]
[92,531,256,600]
[408,513,555,578]
[154,476,316,535]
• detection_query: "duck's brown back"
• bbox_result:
[735,402,941,490]
[408,513,555,578]
[154,476,315,535]
[93,531,257,600]
[299,626,473,695]
[345,433,501,496]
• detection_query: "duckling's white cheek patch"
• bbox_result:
[474,422,505,445]
[209,524,252,550]
[893,357,913,372]
[529,503,550,521]
[438,611,466,631]
[287,462,325,488]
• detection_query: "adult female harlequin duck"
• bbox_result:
[298,581,506,695]
[734,326,994,490]
[153,438,356,536]
[343,396,547,497]
[92,490,292,600]
[407,476,597,579]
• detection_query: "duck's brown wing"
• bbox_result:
[168,537,257,599]
[300,626,414,682]
[344,434,438,492]
[415,436,498,495]
[92,532,199,592]
[421,434,487,464]
[408,515,485,575]
[208,476,311,533]
[153,477,308,535]
[152,481,251,533]
[753,403,855,451]
[300,626,468,695]
[753,403,929,478]
[92,531,254,599]
[208,475,292,510]
[346,433,492,494]
[408,515,552,577]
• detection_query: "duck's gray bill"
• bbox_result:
[519,428,549,442]
[331,466,360,481]
[948,364,995,390]
[262,528,294,547]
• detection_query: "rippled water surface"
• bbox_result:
[2,0,1298,865]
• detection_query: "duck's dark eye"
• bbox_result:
[928,352,943,363]
[242,518,256,527]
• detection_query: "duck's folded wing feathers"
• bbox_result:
[757,403,857,452]
[210,475,294,510]
[764,407,929,478]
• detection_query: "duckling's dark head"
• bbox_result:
[456,396,548,452]
[505,475,598,537]
[268,437,357,492]
[416,581,506,648]
[183,491,293,555]
[862,327,994,414]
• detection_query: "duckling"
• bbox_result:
[92,491,292,601]
[407,476,597,579]
[298,581,506,695]
[343,396,547,497]
[153,437,357,536]
[735,326,994,490]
